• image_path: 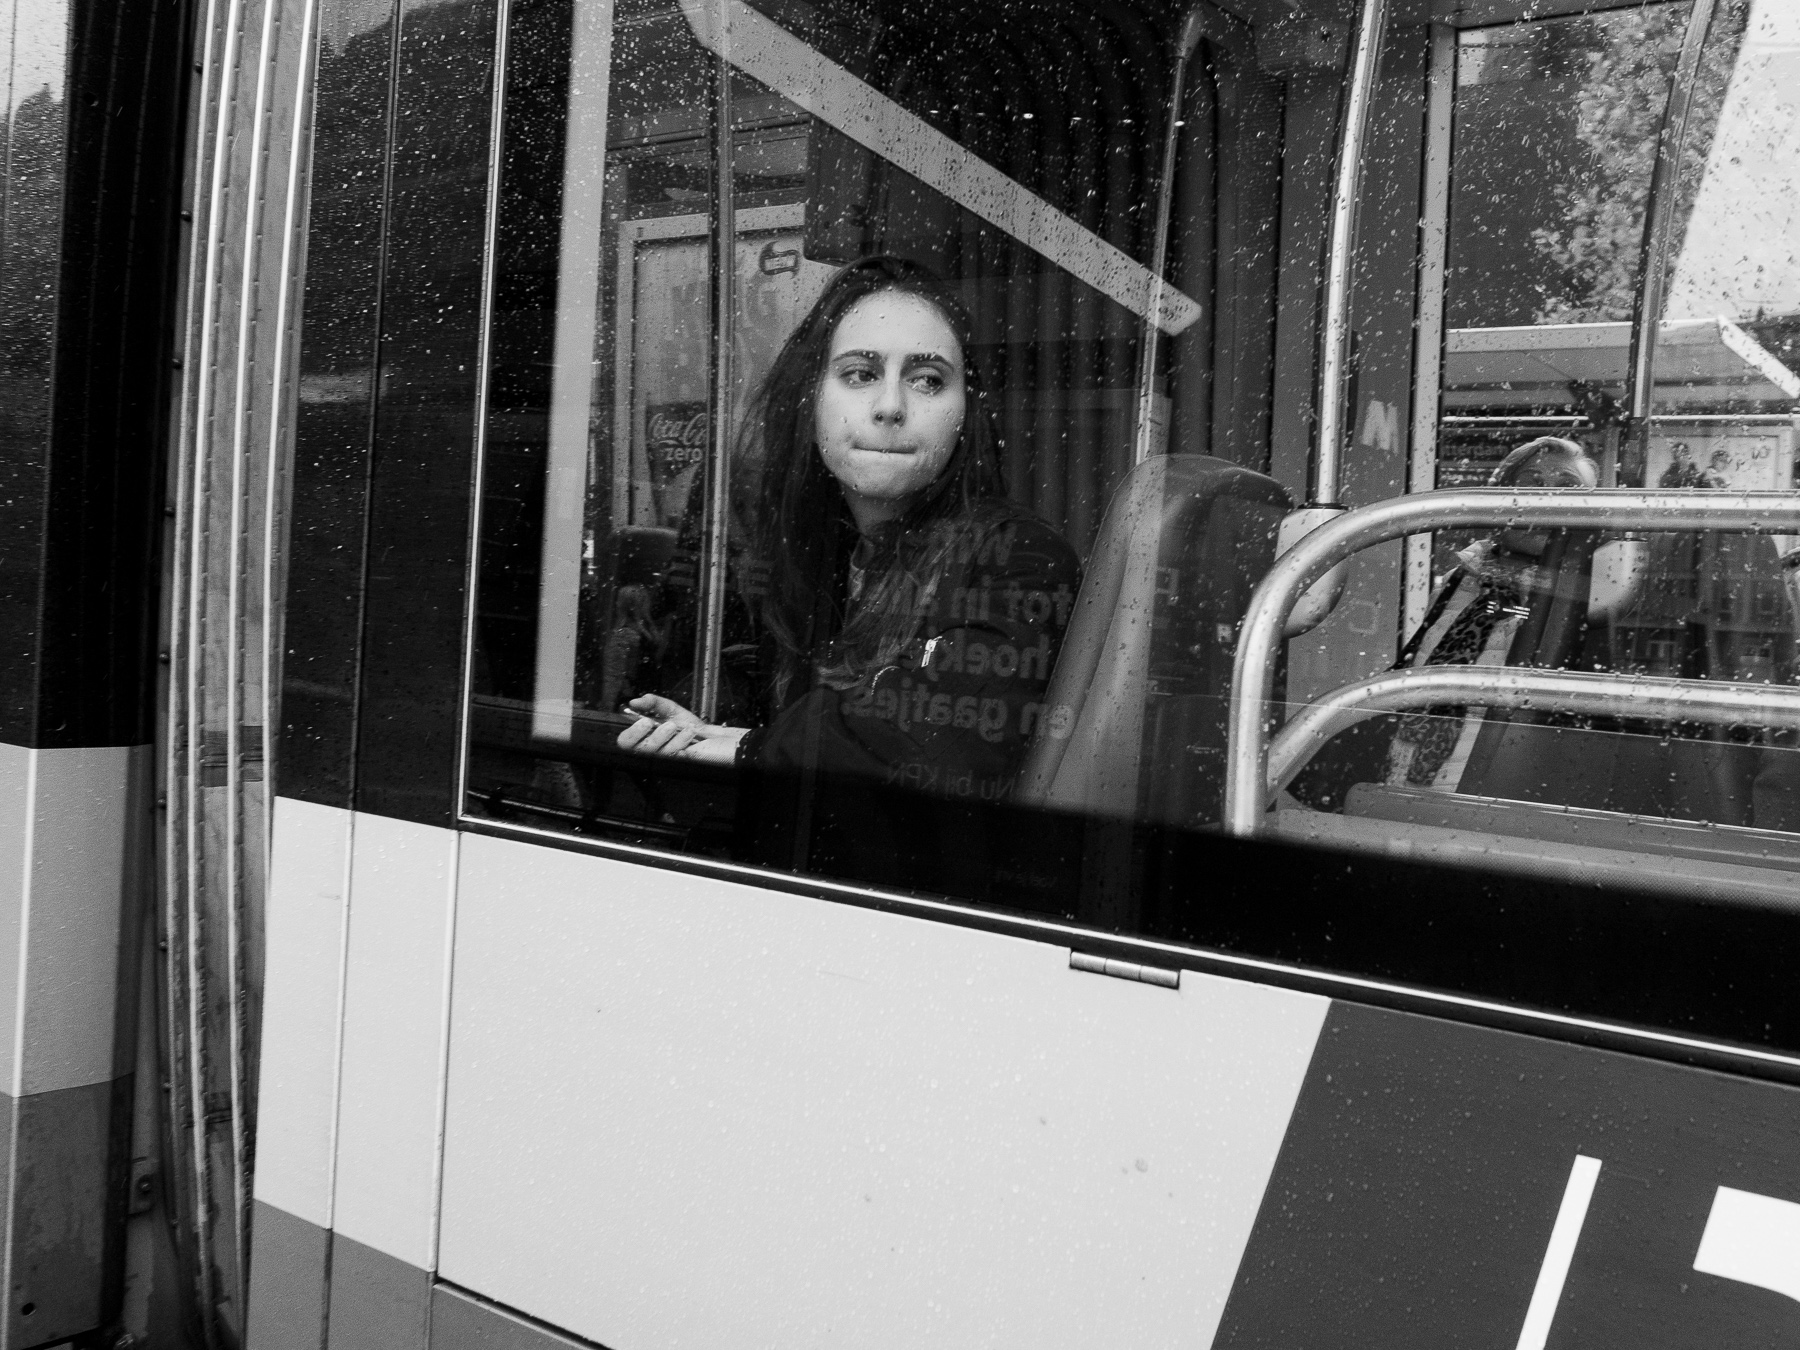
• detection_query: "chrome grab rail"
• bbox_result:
[1265,666,1800,801]
[1224,489,1800,836]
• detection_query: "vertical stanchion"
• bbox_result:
[695,0,735,721]
[1624,0,1719,482]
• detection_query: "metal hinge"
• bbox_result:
[1070,951,1180,989]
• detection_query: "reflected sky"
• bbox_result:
[1,0,67,116]
[320,0,395,56]
[1667,0,1800,320]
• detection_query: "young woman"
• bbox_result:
[618,255,1081,811]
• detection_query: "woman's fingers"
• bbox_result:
[637,719,692,754]
[618,703,744,759]
[617,715,658,750]
[618,692,707,753]
[625,693,699,726]
[619,717,701,757]
[660,725,700,756]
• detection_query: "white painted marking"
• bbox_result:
[1515,1154,1602,1350]
[1694,1186,1800,1304]
[677,0,1202,336]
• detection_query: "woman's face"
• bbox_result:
[1497,448,1598,556]
[814,289,966,530]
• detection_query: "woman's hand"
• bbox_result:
[617,694,748,764]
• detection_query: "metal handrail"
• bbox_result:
[1224,488,1800,835]
[694,0,737,722]
[1264,666,1800,803]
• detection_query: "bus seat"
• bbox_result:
[1456,527,1599,790]
[1294,526,1602,813]
[1314,523,1797,836]
[1458,528,1779,828]
[1016,453,1289,824]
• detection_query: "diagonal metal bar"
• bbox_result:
[677,0,1202,335]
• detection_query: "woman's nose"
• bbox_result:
[871,376,906,425]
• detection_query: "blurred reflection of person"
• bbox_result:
[1659,440,1709,488]
[617,255,1080,806]
[1383,436,1600,789]
[1705,448,1733,488]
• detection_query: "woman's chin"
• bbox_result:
[844,475,929,507]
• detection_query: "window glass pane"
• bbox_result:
[1662,0,1800,336]
[468,0,1292,915]
[467,0,1800,946]
[1447,7,1681,332]
[1439,4,1693,488]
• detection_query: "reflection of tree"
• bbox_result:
[1531,0,1749,323]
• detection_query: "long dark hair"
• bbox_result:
[742,255,1007,700]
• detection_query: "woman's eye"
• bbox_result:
[839,365,877,386]
[909,370,945,394]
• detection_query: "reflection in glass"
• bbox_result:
[467,0,1800,918]
[1292,0,1800,867]
[468,0,1298,911]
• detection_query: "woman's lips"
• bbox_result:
[852,444,915,455]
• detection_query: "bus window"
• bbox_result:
[1281,0,1800,896]
[464,0,1298,917]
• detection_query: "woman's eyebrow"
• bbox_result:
[827,348,957,366]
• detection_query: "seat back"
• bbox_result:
[1016,454,1289,824]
